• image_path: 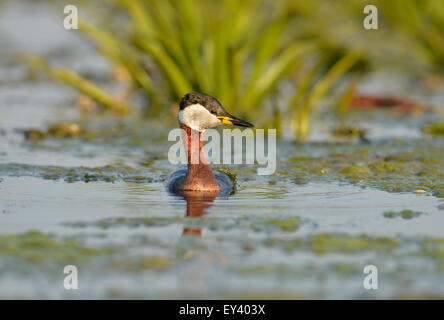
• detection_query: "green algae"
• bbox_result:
[0,231,175,276]
[2,116,444,298]
[282,139,444,197]
[5,124,444,198]
[216,167,237,184]
[417,238,444,259]
[331,126,369,142]
[257,218,300,232]
[0,164,155,183]
[46,123,85,139]
[422,123,444,136]
[418,248,444,259]
[236,265,276,275]
[68,216,302,236]
[23,129,46,141]
[340,165,371,175]
[66,216,204,230]
[23,123,85,141]
[383,209,424,219]
[310,234,399,254]
[107,256,172,272]
[331,126,367,138]
[261,233,444,272]
[332,263,361,274]
[81,217,184,229]
[0,231,116,265]
[265,233,399,254]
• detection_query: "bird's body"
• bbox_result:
[167,92,253,194]
[167,167,234,196]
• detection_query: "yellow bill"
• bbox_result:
[217,115,253,127]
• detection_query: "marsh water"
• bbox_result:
[1,1,444,299]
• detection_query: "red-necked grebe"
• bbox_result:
[167,92,253,194]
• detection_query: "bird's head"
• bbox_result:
[178,92,254,132]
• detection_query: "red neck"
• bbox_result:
[179,123,220,191]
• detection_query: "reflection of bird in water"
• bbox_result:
[167,92,253,194]
[179,190,219,236]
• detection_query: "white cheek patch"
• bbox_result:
[178,104,221,131]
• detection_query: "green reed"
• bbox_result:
[34,0,368,140]
[377,0,444,72]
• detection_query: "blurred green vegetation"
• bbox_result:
[30,0,444,140]
[378,0,444,72]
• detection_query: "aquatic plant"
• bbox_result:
[0,231,116,264]
[28,0,367,140]
[423,123,444,136]
[383,210,423,220]
[377,0,444,72]
[23,56,134,114]
[28,0,442,140]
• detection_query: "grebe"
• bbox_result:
[167,92,253,194]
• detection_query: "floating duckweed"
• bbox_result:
[416,238,444,260]
[24,123,85,141]
[292,177,309,185]
[259,218,300,232]
[47,123,85,138]
[242,243,255,252]
[310,167,328,175]
[0,231,116,264]
[332,263,361,274]
[139,256,171,269]
[369,161,398,173]
[289,156,311,162]
[23,129,46,141]
[423,238,444,245]
[310,233,399,254]
[216,167,237,184]
[109,256,172,271]
[130,175,147,181]
[0,163,154,183]
[281,139,444,197]
[433,185,444,197]
[331,126,368,140]
[43,173,60,180]
[236,265,275,275]
[264,233,399,254]
[422,123,444,136]
[94,217,183,229]
[417,248,444,259]
[383,210,424,219]
[4,137,444,197]
[340,165,371,175]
